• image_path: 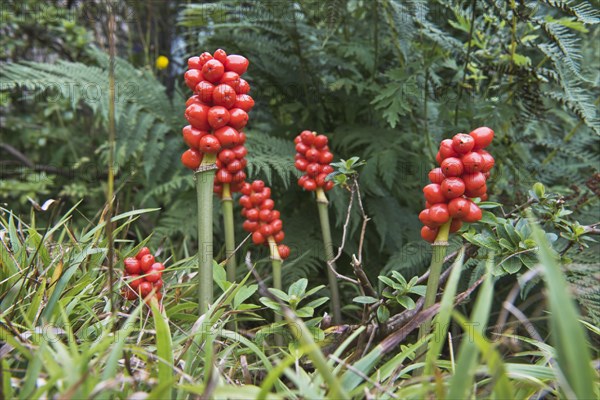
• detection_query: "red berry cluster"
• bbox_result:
[181,48,253,189]
[122,247,165,302]
[419,127,495,243]
[239,180,290,259]
[213,138,248,194]
[293,130,335,191]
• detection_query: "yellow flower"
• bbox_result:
[155,55,169,70]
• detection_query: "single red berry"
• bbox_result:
[129,275,143,290]
[246,208,259,221]
[184,69,203,91]
[202,59,225,82]
[226,160,243,173]
[260,199,275,210]
[228,108,248,130]
[243,220,258,232]
[441,177,466,199]
[469,127,494,149]
[465,184,487,198]
[232,170,246,183]
[260,224,273,237]
[315,173,328,187]
[139,281,153,297]
[295,158,309,171]
[259,209,273,222]
[182,125,206,149]
[124,257,141,274]
[232,145,248,159]
[439,139,458,159]
[423,184,446,204]
[462,202,483,223]
[136,247,151,260]
[198,135,222,154]
[207,106,230,129]
[462,152,483,173]
[452,133,475,154]
[213,48,228,64]
[186,95,204,107]
[185,103,211,131]
[234,94,254,112]
[198,52,213,67]
[216,169,233,183]
[274,230,285,243]
[477,150,495,173]
[145,268,162,283]
[140,254,155,273]
[225,54,249,75]
[300,131,315,145]
[429,203,450,225]
[188,56,202,70]
[251,181,265,192]
[419,209,438,228]
[270,219,283,233]
[449,219,463,233]
[277,244,290,259]
[214,126,240,148]
[448,197,471,219]
[298,175,309,187]
[296,142,309,154]
[218,149,236,164]
[324,181,334,191]
[181,148,202,170]
[305,149,320,162]
[237,78,250,94]
[213,84,237,108]
[428,168,445,184]
[421,226,438,243]
[219,71,240,91]
[313,135,328,149]
[440,157,464,177]
[463,172,486,191]
[306,163,320,177]
[252,231,265,245]
[319,151,334,164]
[303,179,317,191]
[195,81,215,103]
[321,165,334,174]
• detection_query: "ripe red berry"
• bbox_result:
[123,287,138,300]
[429,168,445,184]
[324,181,335,191]
[465,184,487,198]
[195,81,214,103]
[243,220,258,232]
[225,55,249,75]
[429,203,450,225]
[319,151,334,164]
[214,126,240,148]
[145,268,162,283]
[232,171,246,183]
[452,133,475,154]
[462,202,483,223]
[219,71,241,91]
[202,59,225,82]
[218,149,236,164]
[440,157,464,177]
[441,177,466,199]
[216,169,233,183]
[423,184,446,204]
[246,208,259,221]
[188,56,202,70]
[139,281,153,297]
[303,179,317,191]
[277,244,290,259]
[296,142,309,154]
[226,160,243,173]
[469,127,494,149]
[300,130,315,145]
[181,148,202,170]
[198,52,213,67]
[270,219,283,233]
[273,231,285,243]
[313,135,328,149]
[234,94,254,112]
[259,209,273,222]
[252,231,265,245]
[260,224,273,237]
[124,257,141,274]
[213,84,237,108]
[295,158,309,171]
[198,135,222,154]
[182,125,206,149]
[206,106,230,129]
[213,48,227,64]
[140,254,155,273]
[305,148,320,162]
[136,247,151,260]
[129,275,143,290]
[477,150,495,173]
[315,173,328,187]
[228,108,248,130]
[232,145,248,159]
[260,199,275,210]
[185,103,211,131]
[463,172,486,191]
[306,163,320,177]
[421,226,438,243]
[184,69,203,91]
[447,197,471,219]
[251,180,265,192]
[462,151,484,173]
[439,139,458,159]
[419,209,438,228]
[237,78,250,94]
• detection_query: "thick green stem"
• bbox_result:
[268,237,283,346]
[221,183,237,283]
[316,188,342,324]
[196,153,217,315]
[416,220,451,363]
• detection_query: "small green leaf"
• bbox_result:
[353,296,378,304]
[288,278,308,298]
[396,295,416,310]
[377,305,390,323]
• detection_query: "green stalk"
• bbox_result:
[221,183,237,282]
[316,188,342,324]
[196,153,217,314]
[268,237,283,346]
[417,220,451,349]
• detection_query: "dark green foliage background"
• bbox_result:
[1,0,598,316]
